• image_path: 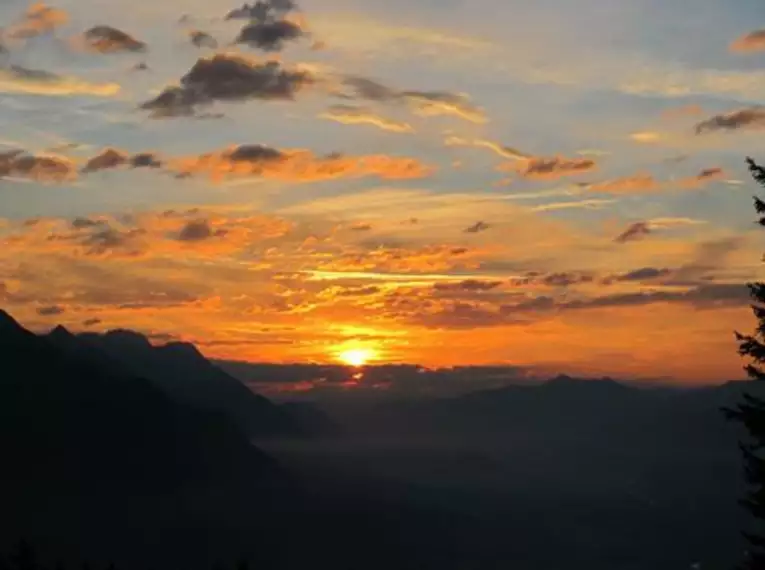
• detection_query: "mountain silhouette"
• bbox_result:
[44,327,304,439]
[0,314,482,570]
[0,310,282,490]
[0,308,756,569]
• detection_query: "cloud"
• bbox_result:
[189,30,218,49]
[229,0,308,52]
[80,149,163,173]
[6,3,68,40]
[0,150,76,183]
[614,222,652,244]
[613,217,705,244]
[695,107,765,134]
[444,136,529,160]
[341,76,397,100]
[235,19,305,51]
[602,267,672,284]
[178,220,227,241]
[130,153,162,169]
[79,25,147,53]
[511,272,594,288]
[36,305,65,316]
[531,199,613,212]
[551,283,749,312]
[0,66,120,97]
[71,217,105,229]
[730,30,765,53]
[587,174,659,193]
[676,167,726,189]
[464,221,490,234]
[629,132,662,144]
[582,167,725,194]
[540,272,594,287]
[2,210,293,261]
[319,105,414,133]
[78,144,428,183]
[330,285,381,298]
[512,156,596,180]
[225,1,297,21]
[140,54,314,118]
[82,148,128,173]
[340,76,486,123]
[403,300,521,330]
[433,280,503,293]
[301,244,483,276]
[402,91,487,123]
[170,144,431,182]
[83,318,102,327]
[79,227,147,257]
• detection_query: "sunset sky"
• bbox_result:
[1,0,765,383]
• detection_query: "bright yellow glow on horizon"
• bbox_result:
[338,348,376,367]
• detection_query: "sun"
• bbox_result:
[338,348,375,367]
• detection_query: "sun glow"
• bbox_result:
[338,348,375,367]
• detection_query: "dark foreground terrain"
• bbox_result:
[0,310,752,569]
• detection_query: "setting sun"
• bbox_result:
[338,348,375,367]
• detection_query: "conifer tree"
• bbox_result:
[726,157,765,570]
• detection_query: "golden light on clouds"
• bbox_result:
[0,0,759,387]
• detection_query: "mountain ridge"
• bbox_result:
[43,327,305,439]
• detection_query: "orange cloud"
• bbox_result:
[0,66,120,97]
[508,156,597,180]
[0,210,294,260]
[81,148,129,173]
[730,29,765,53]
[77,25,147,53]
[305,244,486,275]
[444,136,530,160]
[319,105,414,133]
[2,190,757,385]
[676,167,726,189]
[170,144,432,182]
[6,3,68,39]
[583,168,725,194]
[586,173,660,194]
[0,150,76,183]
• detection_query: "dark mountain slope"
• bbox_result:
[49,328,304,439]
[0,311,473,570]
[0,310,283,490]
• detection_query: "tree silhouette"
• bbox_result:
[726,157,765,570]
[9,540,38,570]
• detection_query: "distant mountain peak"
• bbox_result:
[48,324,75,340]
[159,341,203,359]
[102,329,153,348]
[0,308,27,334]
[548,374,576,384]
[545,374,627,391]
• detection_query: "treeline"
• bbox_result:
[0,541,254,570]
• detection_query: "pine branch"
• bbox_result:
[738,335,765,363]
[748,157,765,188]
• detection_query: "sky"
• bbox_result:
[1,0,764,384]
